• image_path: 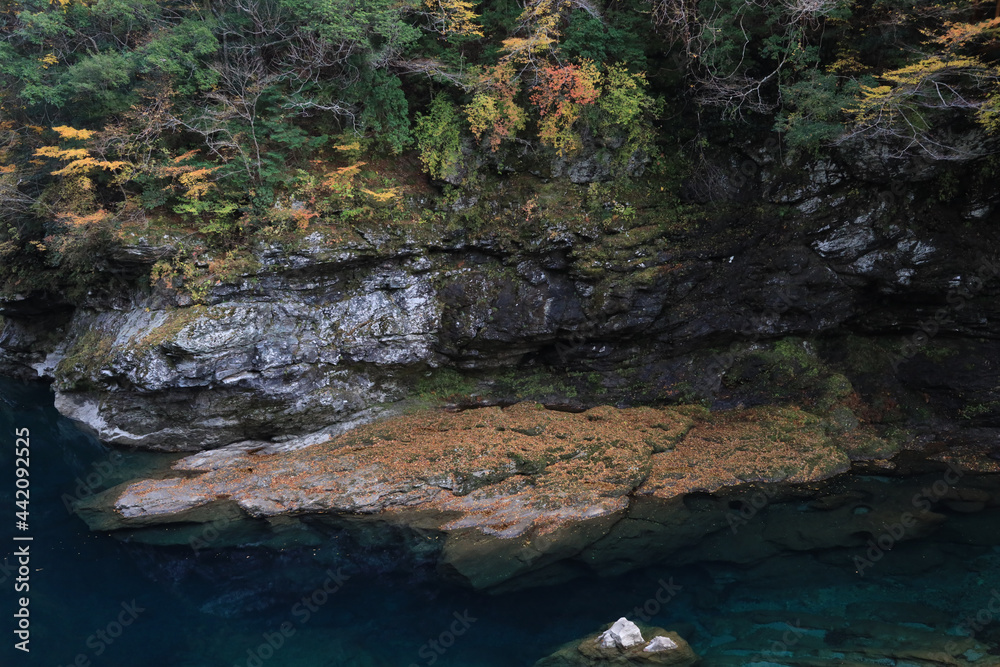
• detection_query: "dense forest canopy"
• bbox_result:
[1,0,998,295]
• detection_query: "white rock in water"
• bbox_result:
[598,617,644,649]
[644,636,679,652]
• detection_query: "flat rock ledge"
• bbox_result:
[75,401,898,589]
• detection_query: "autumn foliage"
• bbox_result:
[530,61,602,154]
[1,0,1000,295]
[466,63,528,152]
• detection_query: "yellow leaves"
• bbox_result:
[0,164,15,174]
[842,44,1000,153]
[466,62,528,151]
[977,91,1000,135]
[51,158,126,176]
[177,167,217,200]
[826,49,868,75]
[362,187,401,204]
[425,0,483,37]
[878,56,984,87]
[51,126,96,140]
[34,146,89,160]
[333,142,362,152]
[33,126,130,177]
[500,36,556,62]
[38,53,58,69]
[501,0,570,63]
[35,142,126,176]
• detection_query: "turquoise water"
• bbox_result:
[3,376,1000,666]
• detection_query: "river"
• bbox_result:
[3,376,1000,666]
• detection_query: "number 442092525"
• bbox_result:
[15,427,29,526]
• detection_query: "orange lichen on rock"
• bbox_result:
[639,406,850,499]
[104,402,859,542]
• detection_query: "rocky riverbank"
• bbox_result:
[4,145,1000,594]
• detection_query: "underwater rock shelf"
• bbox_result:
[74,401,1000,591]
[699,610,997,666]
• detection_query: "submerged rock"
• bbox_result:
[700,609,996,666]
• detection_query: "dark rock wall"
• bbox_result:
[2,146,999,450]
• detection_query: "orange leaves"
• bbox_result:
[171,149,201,164]
[465,58,653,156]
[936,18,1000,50]
[530,60,602,154]
[57,209,109,227]
[291,208,318,230]
[150,150,221,201]
[322,161,366,195]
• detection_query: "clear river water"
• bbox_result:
[3,376,1000,666]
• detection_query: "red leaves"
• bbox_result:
[530,61,601,154]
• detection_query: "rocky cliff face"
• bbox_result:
[3,142,1000,589]
[3,146,999,449]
